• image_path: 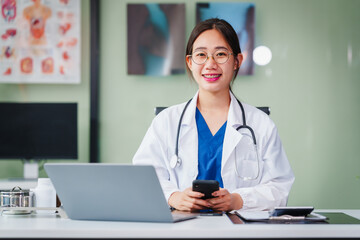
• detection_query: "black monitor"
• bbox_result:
[0,102,78,178]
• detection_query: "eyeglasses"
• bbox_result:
[188,49,234,65]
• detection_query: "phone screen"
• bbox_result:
[192,180,219,199]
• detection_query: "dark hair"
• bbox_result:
[185,18,241,82]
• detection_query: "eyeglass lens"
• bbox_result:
[192,49,231,65]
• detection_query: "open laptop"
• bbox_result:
[44,163,196,223]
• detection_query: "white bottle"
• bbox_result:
[32,178,56,214]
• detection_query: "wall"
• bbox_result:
[0,0,359,209]
[0,0,90,178]
[99,0,360,209]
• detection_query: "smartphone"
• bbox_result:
[192,180,219,199]
[270,206,314,217]
[198,209,223,216]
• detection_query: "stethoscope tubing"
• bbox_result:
[175,99,192,158]
[172,97,259,180]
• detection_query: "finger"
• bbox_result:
[186,190,204,199]
[211,202,228,212]
[175,199,201,211]
[212,189,229,197]
[184,195,210,208]
[190,197,211,208]
[183,200,207,210]
[196,199,212,208]
[208,197,223,205]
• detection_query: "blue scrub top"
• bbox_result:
[195,108,226,188]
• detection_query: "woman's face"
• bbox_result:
[186,29,243,95]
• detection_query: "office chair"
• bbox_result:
[154,106,270,116]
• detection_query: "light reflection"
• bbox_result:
[253,45,272,66]
[347,44,352,66]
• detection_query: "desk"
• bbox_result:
[0,210,359,239]
[0,178,37,190]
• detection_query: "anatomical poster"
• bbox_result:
[127,3,185,76]
[197,2,255,75]
[0,0,81,84]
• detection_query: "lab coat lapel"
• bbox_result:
[178,92,198,180]
[222,93,244,168]
[180,92,198,137]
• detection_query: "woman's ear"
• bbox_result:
[234,53,244,70]
[186,55,192,71]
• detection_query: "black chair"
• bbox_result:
[155,106,270,116]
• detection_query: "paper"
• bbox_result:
[236,211,270,221]
[235,210,328,222]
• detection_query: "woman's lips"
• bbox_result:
[202,74,221,82]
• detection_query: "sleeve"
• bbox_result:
[233,124,295,211]
[132,116,180,203]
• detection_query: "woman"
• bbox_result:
[133,18,294,212]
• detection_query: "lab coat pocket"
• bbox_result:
[234,135,263,184]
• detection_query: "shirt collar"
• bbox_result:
[181,90,244,129]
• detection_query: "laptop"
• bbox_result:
[44,163,197,223]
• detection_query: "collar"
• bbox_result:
[227,91,245,129]
[180,90,244,130]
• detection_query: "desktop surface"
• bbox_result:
[0,178,37,190]
[0,209,359,239]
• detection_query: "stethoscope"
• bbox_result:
[169,97,260,181]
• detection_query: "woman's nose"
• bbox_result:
[205,55,218,69]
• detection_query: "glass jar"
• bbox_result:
[0,186,34,214]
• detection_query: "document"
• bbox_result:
[236,210,327,222]
[236,211,270,221]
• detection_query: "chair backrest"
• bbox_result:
[154,106,270,116]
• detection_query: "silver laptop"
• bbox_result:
[44,163,196,223]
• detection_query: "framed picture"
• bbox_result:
[197,2,255,75]
[127,3,185,76]
[0,0,81,84]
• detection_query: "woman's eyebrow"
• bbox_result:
[193,46,229,51]
[214,46,229,50]
[193,47,207,51]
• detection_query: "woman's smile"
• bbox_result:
[202,74,222,82]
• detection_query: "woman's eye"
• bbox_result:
[216,52,227,57]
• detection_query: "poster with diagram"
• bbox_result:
[0,0,80,84]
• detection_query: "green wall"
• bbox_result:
[0,1,90,177]
[0,0,359,209]
[99,0,360,209]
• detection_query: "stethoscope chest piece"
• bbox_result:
[170,155,181,169]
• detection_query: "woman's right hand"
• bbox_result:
[168,187,210,211]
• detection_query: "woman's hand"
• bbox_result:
[168,187,210,211]
[207,188,243,212]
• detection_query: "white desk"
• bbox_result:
[0,210,359,239]
[0,178,37,190]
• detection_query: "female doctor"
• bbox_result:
[133,18,294,212]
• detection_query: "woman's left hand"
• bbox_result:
[206,188,243,212]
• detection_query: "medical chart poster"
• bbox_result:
[127,3,185,76]
[197,2,255,75]
[0,0,81,84]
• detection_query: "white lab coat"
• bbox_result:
[133,91,295,211]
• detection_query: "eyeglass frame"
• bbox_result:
[187,49,234,65]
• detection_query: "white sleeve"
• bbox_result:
[132,117,179,202]
[234,125,295,211]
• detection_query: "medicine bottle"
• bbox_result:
[32,178,56,214]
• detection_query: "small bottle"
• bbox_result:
[31,178,56,214]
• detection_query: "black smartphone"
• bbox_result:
[270,206,314,217]
[192,180,219,199]
[198,209,224,216]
